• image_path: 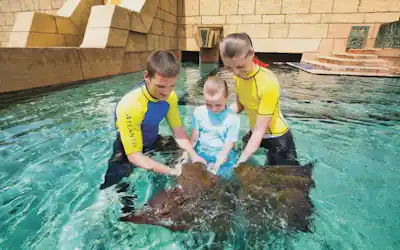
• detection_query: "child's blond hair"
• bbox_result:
[204,76,229,98]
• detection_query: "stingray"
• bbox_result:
[119,162,315,234]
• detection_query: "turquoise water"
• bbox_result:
[1,63,399,249]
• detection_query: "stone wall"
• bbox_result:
[0,0,67,47]
[177,0,400,59]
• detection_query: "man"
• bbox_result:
[219,33,299,166]
[100,50,206,190]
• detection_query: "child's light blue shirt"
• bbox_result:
[192,105,240,178]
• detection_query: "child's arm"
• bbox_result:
[215,142,235,167]
[191,129,198,147]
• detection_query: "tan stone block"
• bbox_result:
[328,24,349,39]
[333,38,347,52]
[130,12,147,33]
[365,38,375,48]
[184,0,199,16]
[262,15,285,23]
[170,0,178,15]
[165,12,177,24]
[150,18,163,35]
[0,31,10,42]
[44,10,57,15]
[226,15,242,24]
[10,0,22,12]
[64,35,84,46]
[179,24,192,37]
[252,38,321,52]
[155,8,165,20]
[177,0,183,16]
[223,24,237,35]
[256,0,282,14]
[178,37,198,50]
[32,0,40,10]
[56,16,81,35]
[200,0,219,15]
[238,0,255,14]
[81,28,129,48]
[358,0,400,12]
[125,31,147,52]
[159,36,167,49]
[58,0,104,32]
[270,24,288,38]
[27,32,66,47]
[372,24,381,39]
[332,0,359,13]
[220,0,238,15]
[51,0,64,9]
[321,14,365,23]
[147,33,160,51]
[121,52,145,74]
[364,13,400,23]
[39,0,52,10]
[170,37,178,50]
[181,16,201,24]
[87,5,130,30]
[243,15,262,24]
[0,48,84,93]
[7,32,28,47]
[2,26,13,31]
[140,0,159,31]
[20,0,36,11]
[282,0,311,14]
[237,24,269,38]
[310,0,333,13]
[0,0,12,12]
[78,48,125,79]
[0,14,5,26]
[301,52,319,61]
[289,24,328,38]
[160,0,169,12]
[164,21,175,36]
[13,12,57,33]
[4,13,15,26]
[286,14,321,23]
[202,16,225,24]
[317,38,333,54]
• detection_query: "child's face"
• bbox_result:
[204,92,227,114]
[221,53,254,78]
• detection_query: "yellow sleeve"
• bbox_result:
[257,77,280,117]
[116,100,145,155]
[166,91,182,128]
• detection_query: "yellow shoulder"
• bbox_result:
[256,68,280,93]
[166,91,179,105]
[117,88,147,115]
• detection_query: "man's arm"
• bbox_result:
[229,95,244,114]
[128,153,177,175]
[172,126,206,164]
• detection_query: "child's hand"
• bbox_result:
[207,163,220,175]
[215,153,227,167]
[191,154,207,165]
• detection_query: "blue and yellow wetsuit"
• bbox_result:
[100,81,182,189]
[235,64,299,165]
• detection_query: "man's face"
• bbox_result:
[221,53,254,78]
[144,71,178,100]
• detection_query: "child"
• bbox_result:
[191,76,240,179]
[219,32,299,166]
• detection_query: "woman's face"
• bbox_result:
[221,52,254,78]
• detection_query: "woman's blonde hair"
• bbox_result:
[220,32,253,58]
